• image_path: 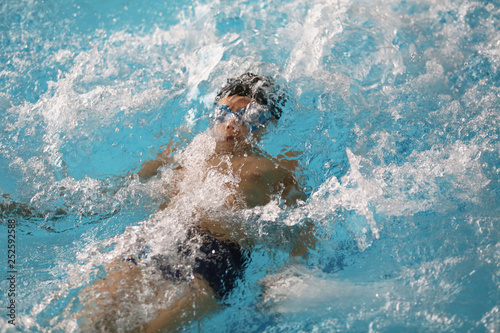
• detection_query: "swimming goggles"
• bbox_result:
[212,102,273,131]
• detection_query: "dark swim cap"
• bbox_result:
[215,73,286,120]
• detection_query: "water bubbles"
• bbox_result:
[1,0,498,331]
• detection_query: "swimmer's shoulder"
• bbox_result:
[233,153,290,181]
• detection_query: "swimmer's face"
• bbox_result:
[213,95,274,141]
[214,95,252,141]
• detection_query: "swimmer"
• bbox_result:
[78,73,316,332]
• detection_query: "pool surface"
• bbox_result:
[1,0,499,331]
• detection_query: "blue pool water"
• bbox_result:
[1,0,499,331]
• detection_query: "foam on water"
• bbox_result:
[1,0,499,331]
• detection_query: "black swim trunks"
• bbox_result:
[152,226,248,299]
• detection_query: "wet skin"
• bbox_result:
[78,95,314,332]
[138,95,306,243]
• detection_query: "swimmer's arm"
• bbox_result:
[280,172,307,207]
[288,219,316,257]
[276,147,301,172]
[260,217,316,257]
[280,172,316,256]
[0,200,47,219]
[137,159,170,179]
[137,142,178,179]
[270,148,305,205]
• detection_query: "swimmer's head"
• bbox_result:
[212,73,286,141]
[215,72,286,121]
